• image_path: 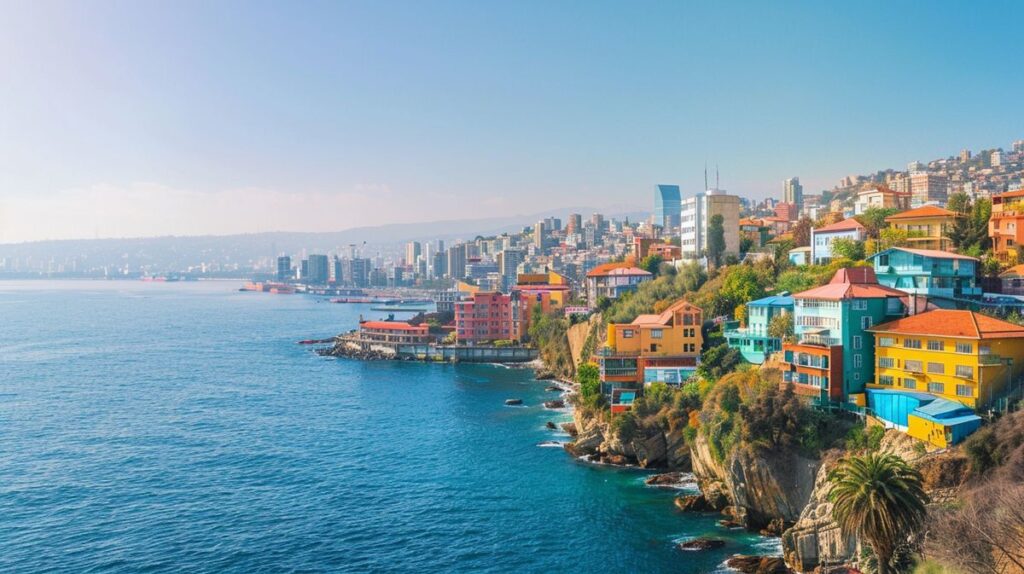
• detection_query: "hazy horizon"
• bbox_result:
[2,1,1023,242]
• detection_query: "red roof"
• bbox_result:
[814,218,865,234]
[587,264,652,278]
[997,189,1024,199]
[885,205,957,221]
[869,310,1024,340]
[794,267,906,300]
[360,321,428,332]
[630,300,700,327]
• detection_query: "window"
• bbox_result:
[879,337,896,347]
[956,384,973,397]
[927,362,945,374]
[906,360,923,372]
[879,357,895,368]
[904,339,922,349]
[928,382,944,394]
[903,378,917,389]
[854,354,862,368]
[853,300,867,311]
[854,336,862,350]
[622,329,634,338]
[879,375,894,386]
[927,340,944,351]
[861,316,873,329]
[650,329,663,339]
[956,342,973,354]
[956,365,973,379]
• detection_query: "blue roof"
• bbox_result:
[748,294,794,308]
[868,388,981,427]
[915,396,975,418]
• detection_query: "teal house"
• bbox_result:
[867,247,980,305]
[724,293,794,364]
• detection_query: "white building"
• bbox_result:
[810,218,867,264]
[680,188,741,263]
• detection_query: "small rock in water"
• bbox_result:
[677,537,726,551]
[674,494,713,512]
[546,421,557,430]
[646,472,686,487]
[725,555,792,574]
[543,399,565,409]
[504,398,523,406]
[545,386,561,392]
[718,518,744,529]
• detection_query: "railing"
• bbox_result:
[595,347,641,357]
[979,354,1006,366]
[799,335,840,347]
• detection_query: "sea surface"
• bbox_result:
[0,280,776,573]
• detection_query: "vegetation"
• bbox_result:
[845,423,886,452]
[707,214,727,268]
[575,362,604,412]
[792,217,813,247]
[828,453,929,574]
[767,312,795,343]
[856,207,901,239]
[832,237,866,261]
[528,307,574,378]
[947,195,992,253]
[639,254,664,275]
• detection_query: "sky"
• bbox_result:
[1,1,1023,243]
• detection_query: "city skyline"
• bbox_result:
[2,1,1024,242]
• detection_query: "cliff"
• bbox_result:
[564,408,691,470]
[690,433,820,532]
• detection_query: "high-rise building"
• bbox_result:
[306,254,329,284]
[405,241,421,267]
[909,173,949,206]
[960,149,972,162]
[654,184,682,230]
[446,243,467,280]
[276,256,292,281]
[543,217,562,233]
[499,248,523,291]
[1013,140,1024,153]
[591,213,605,244]
[566,213,582,235]
[908,161,925,174]
[991,149,1003,167]
[783,177,803,211]
[432,251,447,279]
[533,221,546,249]
[680,189,741,262]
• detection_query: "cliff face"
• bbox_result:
[781,452,858,573]
[565,409,691,470]
[690,434,820,530]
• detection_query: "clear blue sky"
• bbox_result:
[1,1,1022,241]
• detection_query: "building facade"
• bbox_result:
[454,291,515,343]
[989,189,1024,262]
[783,177,803,211]
[654,184,682,230]
[680,189,741,262]
[724,294,794,364]
[884,205,960,252]
[868,247,980,304]
[584,264,652,306]
[810,218,867,264]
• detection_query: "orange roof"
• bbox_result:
[1000,264,1024,278]
[587,264,652,278]
[794,267,906,300]
[629,299,700,327]
[739,218,764,227]
[997,189,1024,199]
[885,205,957,221]
[859,185,910,196]
[814,218,865,234]
[360,321,428,332]
[869,310,1024,340]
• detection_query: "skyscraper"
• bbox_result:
[534,220,546,249]
[446,243,467,280]
[654,184,682,230]
[306,254,329,284]
[405,241,421,267]
[499,248,523,291]
[276,256,291,281]
[783,177,803,211]
[680,189,741,263]
[566,213,582,235]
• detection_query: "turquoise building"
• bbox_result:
[868,247,981,305]
[724,294,794,364]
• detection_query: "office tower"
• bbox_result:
[446,243,467,280]
[533,221,546,249]
[499,248,523,291]
[566,213,582,235]
[679,188,741,261]
[306,254,329,284]
[591,213,605,244]
[783,177,803,211]
[405,241,421,267]
[543,217,562,232]
[654,184,682,230]
[276,256,291,281]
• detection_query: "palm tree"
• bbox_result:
[828,453,929,574]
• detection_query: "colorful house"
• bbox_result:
[596,299,703,410]
[868,247,981,304]
[867,309,1024,411]
[884,205,961,252]
[739,218,771,249]
[810,218,867,264]
[788,246,811,266]
[358,320,432,344]
[585,264,653,306]
[780,268,907,404]
[989,189,1024,263]
[865,389,981,448]
[999,264,1024,296]
[724,294,794,364]
[454,291,516,343]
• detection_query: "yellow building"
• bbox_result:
[868,309,1024,410]
[884,205,961,252]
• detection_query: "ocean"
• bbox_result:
[0,280,776,573]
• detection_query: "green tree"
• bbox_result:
[719,265,767,310]
[707,214,727,268]
[792,217,813,247]
[831,237,866,261]
[576,362,601,402]
[828,453,929,574]
[856,207,900,239]
[639,254,664,276]
[734,304,747,327]
[767,312,794,342]
[947,191,971,214]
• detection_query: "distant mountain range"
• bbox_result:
[0,205,649,274]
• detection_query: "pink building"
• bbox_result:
[455,291,516,343]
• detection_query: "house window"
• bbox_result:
[956,342,973,354]
[854,354,862,368]
[650,329,663,339]
[928,382,944,394]
[956,384,973,397]
[906,360,923,372]
[622,329,634,338]
[879,375,894,386]
[879,357,895,368]
[861,316,873,329]
[879,337,896,347]
[956,365,973,379]
[853,300,867,311]
[927,340,944,351]
[854,336,862,350]
[903,378,917,389]
[879,254,889,266]
[927,362,945,374]
[904,339,922,349]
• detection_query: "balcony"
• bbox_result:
[596,347,640,358]
[799,334,841,347]
[979,354,1007,366]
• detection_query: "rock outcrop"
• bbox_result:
[690,434,819,530]
[563,409,694,470]
[780,451,857,573]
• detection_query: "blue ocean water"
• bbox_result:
[0,281,775,573]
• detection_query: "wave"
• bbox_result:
[536,441,566,448]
